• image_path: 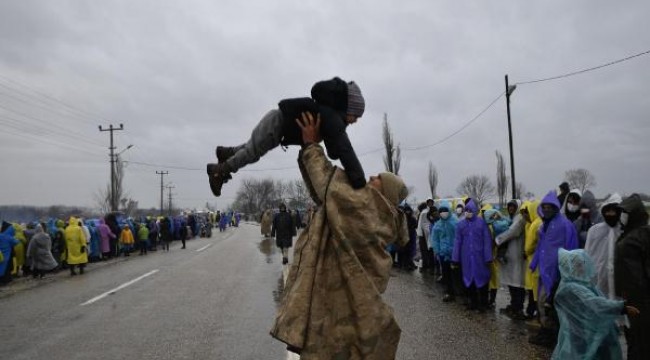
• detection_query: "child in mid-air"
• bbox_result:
[207,77,366,196]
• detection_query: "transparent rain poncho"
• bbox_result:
[552,249,624,360]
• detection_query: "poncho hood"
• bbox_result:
[466,199,478,215]
[619,193,649,230]
[559,248,596,285]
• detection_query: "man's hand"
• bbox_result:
[296,112,322,145]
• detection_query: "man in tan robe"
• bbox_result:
[271,112,409,359]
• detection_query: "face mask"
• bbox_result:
[620,212,629,228]
[456,208,463,215]
[440,212,449,220]
[567,204,580,212]
[604,215,619,227]
[542,208,557,220]
[465,212,474,219]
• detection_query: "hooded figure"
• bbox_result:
[495,199,527,317]
[0,224,19,283]
[452,199,493,310]
[614,194,650,360]
[97,218,116,257]
[523,200,542,313]
[430,200,458,301]
[584,193,622,299]
[529,191,578,347]
[552,249,625,360]
[26,224,58,276]
[272,203,296,265]
[260,209,273,237]
[271,143,408,359]
[64,217,88,274]
[563,189,582,222]
[574,190,600,248]
[530,191,579,297]
[11,223,27,275]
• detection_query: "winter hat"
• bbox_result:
[346,81,365,118]
[379,172,408,206]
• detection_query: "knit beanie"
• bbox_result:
[379,172,408,206]
[346,81,365,118]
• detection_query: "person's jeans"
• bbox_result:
[227,110,284,172]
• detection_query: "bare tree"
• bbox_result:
[382,113,401,175]
[231,178,313,216]
[94,155,128,214]
[564,169,597,194]
[456,175,496,205]
[428,162,438,199]
[495,150,508,207]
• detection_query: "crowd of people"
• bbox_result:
[389,183,649,359]
[0,210,241,284]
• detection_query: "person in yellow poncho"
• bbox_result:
[11,223,27,276]
[522,200,542,318]
[119,224,135,257]
[64,217,88,276]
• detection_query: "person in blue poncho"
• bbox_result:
[0,222,19,285]
[430,201,458,302]
[552,248,639,360]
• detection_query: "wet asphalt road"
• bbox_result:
[1,223,551,359]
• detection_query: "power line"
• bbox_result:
[0,126,105,158]
[515,48,650,85]
[402,92,505,152]
[0,74,114,124]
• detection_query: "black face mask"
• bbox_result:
[604,215,619,227]
[542,207,558,220]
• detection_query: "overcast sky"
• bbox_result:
[0,0,648,211]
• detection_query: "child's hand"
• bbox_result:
[296,112,322,145]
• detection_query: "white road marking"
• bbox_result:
[80,269,159,306]
[196,244,212,252]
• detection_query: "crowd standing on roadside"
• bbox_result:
[389,182,649,360]
[0,211,241,283]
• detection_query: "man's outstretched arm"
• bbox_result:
[296,112,337,203]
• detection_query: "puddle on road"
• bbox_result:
[257,236,277,264]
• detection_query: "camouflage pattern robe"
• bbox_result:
[260,210,273,236]
[271,144,408,360]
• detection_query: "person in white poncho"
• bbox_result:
[584,193,623,299]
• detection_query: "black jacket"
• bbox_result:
[615,194,650,309]
[276,78,366,189]
[272,211,296,248]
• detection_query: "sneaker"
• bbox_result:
[216,146,236,163]
[207,163,233,197]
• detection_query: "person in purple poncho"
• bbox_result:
[452,199,493,312]
[528,190,578,348]
[97,219,116,260]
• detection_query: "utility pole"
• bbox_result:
[166,185,175,217]
[505,75,518,200]
[156,171,169,216]
[99,124,124,212]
